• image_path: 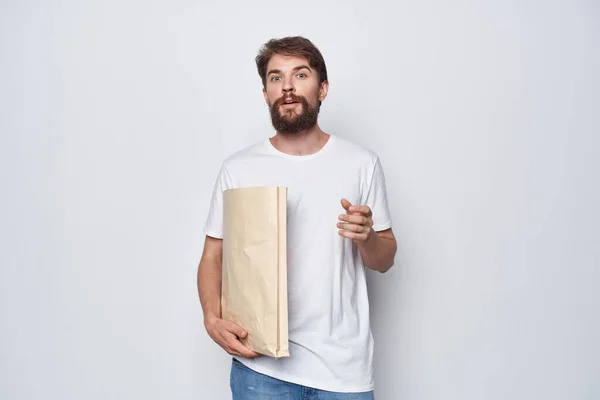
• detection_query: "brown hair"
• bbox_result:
[255,36,328,88]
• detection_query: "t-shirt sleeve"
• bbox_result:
[363,157,392,232]
[203,163,234,239]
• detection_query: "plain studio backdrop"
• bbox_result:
[1,1,599,399]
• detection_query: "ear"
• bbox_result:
[262,87,269,106]
[318,80,329,102]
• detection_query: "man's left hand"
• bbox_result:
[337,198,374,243]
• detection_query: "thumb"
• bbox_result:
[226,321,247,339]
[340,198,352,211]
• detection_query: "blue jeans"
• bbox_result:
[230,358,375,400]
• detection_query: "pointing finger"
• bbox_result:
[348,205,372,216]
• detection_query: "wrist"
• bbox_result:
[204,311,220,325]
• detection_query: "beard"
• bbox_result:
[269,93,319,134]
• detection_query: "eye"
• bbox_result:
[297,73,307,78]
[271,76,281,82]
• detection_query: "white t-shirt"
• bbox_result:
[204,134,392,393]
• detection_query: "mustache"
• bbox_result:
[274,94,305,106]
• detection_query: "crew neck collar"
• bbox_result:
[265,134,335,160]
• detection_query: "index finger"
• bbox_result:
[229,338,260,358]
[348,205,372,216]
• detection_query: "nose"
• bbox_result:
[282,77,295,93]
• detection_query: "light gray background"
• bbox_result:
[1,1,598,399]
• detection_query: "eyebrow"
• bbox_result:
[267,65,312,76]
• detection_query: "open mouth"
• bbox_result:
[281,99,300,107]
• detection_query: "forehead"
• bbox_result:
[266,54,312,72]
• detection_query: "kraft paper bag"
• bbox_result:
[221,186,289,358]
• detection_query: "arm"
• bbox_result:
[197,235,223,322]
[197,235,259,358]
[356,228,397,273]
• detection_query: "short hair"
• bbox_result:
[255,36,328,88]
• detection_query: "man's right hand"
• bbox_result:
[204,315,261,358]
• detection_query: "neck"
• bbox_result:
[270,124,330,156]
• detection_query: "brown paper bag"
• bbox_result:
[221,186,289,358]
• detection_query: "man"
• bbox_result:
[197,36,397,399]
